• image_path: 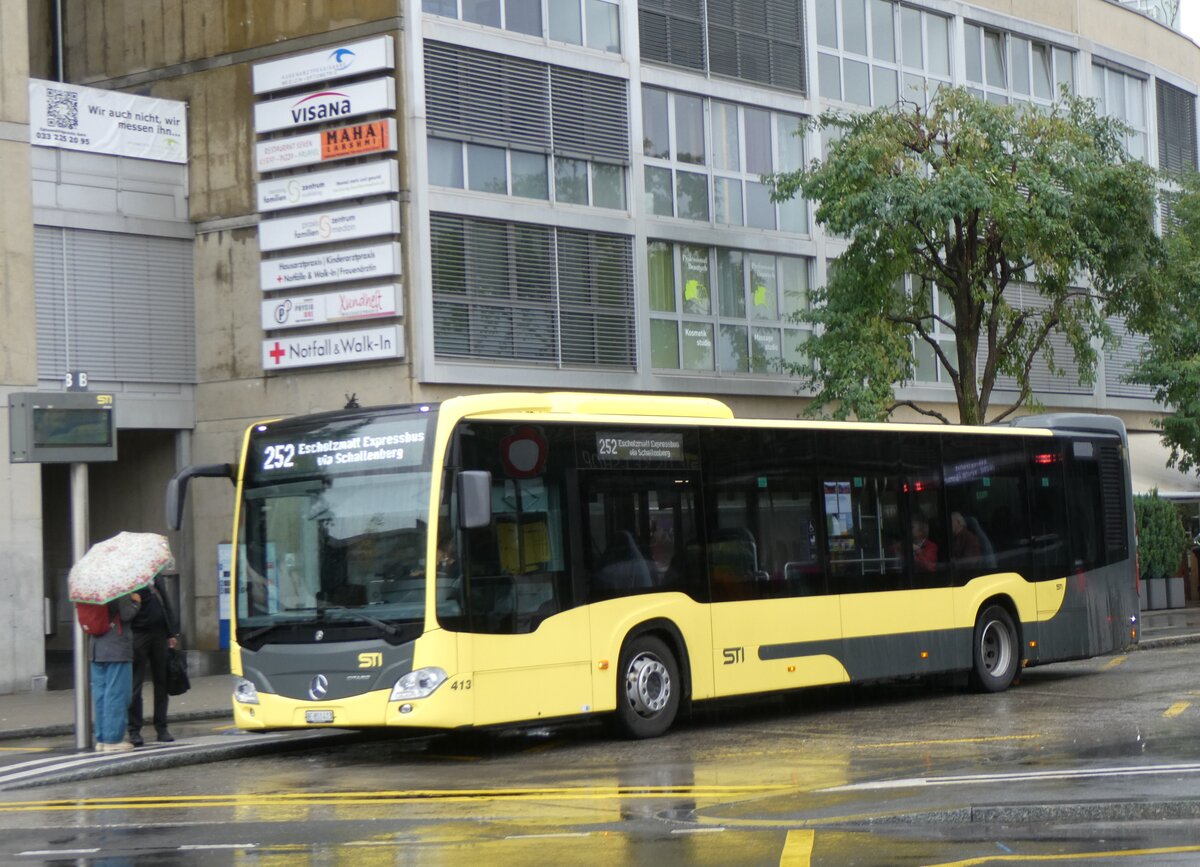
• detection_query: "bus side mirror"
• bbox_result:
[457,470,492,530]
[166,463,235,531]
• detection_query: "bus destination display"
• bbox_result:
[251,417,428,481]
[595,432,684,462]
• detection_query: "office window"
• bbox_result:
[426,0,621,52]
[964,24,1074,107]
[643,86,808,231]
[640,0,807,93]
[432,214,635,367]
[426,42,629,209]
[908,276,956,384]
[1092,63,1148,163]
[817,0,951,108]
[1156,79,1198,174]
[649,242,810,376]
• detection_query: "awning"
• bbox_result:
[1127,432,1200,500]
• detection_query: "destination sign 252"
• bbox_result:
[250,417,429,482]
[595,432,684,462]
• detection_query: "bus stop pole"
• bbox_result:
[71,462,91,751]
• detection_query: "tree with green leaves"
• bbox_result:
[769,86,1162,424]
[1129,173,1200,473]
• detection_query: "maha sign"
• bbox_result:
[29,79,187,163]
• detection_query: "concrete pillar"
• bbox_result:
[0,0,47,694]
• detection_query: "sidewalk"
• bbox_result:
[0,605,1197,742]
[0,672,233,741]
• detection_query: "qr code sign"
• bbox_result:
[46,88,79,130]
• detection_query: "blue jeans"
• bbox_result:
[91,661,132,744]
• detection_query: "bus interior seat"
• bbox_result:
[966,515,998,568]
[596,530,652,592]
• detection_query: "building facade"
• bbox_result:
[1,0,1198,691]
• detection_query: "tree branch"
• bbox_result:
[887,400,952,424]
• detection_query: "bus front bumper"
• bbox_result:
[231,680,472,730]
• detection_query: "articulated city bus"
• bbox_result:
[168,392,1138,738]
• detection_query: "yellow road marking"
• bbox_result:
[212,724,238,732]
[0,784,796,814]
[925,844,1200,866]
[1100,656,1126,671]
[857,735,1038,750]
[0,747,50,753]
[779,829,814,867]
[1164,701,1190,719]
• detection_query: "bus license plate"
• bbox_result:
[305,710,334,724]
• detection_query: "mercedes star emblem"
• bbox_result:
[308,674,329,701]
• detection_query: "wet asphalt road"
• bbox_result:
[0,644,1198,865]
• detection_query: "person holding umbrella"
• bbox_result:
[89,590,141,751]
[127,573,181,746]
[69,532,175,752]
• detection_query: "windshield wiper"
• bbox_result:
[315,605,401,636]
[239,622,288,644]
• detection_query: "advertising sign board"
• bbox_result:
[28,79,187,163]
[258,201,400,252]
[257,160,398,212]
[253,77,394,134]
[262,284,400,329]
[260,241,403,291]
[252,36,395,94]
[255,119,396,173]
[262,325,404,370]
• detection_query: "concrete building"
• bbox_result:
[2,0,1199,692]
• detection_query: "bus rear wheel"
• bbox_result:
[615,635,680,739]
[971,605,1019,692]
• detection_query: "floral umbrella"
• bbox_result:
[68,532,175,605]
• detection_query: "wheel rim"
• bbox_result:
[979,619,1013,678]
[625,651,671,718]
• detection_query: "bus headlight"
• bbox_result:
[389,667,447,701]
[233,677,260,705]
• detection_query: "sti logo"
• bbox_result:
[329,48,356,70]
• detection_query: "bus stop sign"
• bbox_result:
[8,391,117,463]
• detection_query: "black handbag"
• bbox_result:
[166,647,190,696]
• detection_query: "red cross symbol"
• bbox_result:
[268,342,286,364]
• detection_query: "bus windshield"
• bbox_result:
[236,411,433,641]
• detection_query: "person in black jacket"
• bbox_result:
[127,574,181,746]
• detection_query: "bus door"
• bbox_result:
[448,423,592,727]
[697,427,844,697]
[822,432,954,680]
[576,468,713,709]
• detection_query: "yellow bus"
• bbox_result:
[168,392,1138,738]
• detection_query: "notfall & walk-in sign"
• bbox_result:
[261,324,404,371]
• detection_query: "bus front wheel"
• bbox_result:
[615,635,680,739]
[971,605,1019,693]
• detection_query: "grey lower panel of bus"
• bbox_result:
[755,565,1137,683]
[758,629,973,681]
[240,640,415,701]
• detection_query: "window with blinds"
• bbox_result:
[34,227,195,384]
[1156,79,1197,174]
[639,0,806,93]
[431,213,636,368]
[424,41,551,151]
[425,41,629,163]
[707,0,805,92]
[639,0,706,72]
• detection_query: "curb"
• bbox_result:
[0,708,232,742]
[1131,631,1200,650]
[842,798,1200,826]
[0,728,361,792]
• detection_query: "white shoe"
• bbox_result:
[107,740,135,752]
[93,743,108,752]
